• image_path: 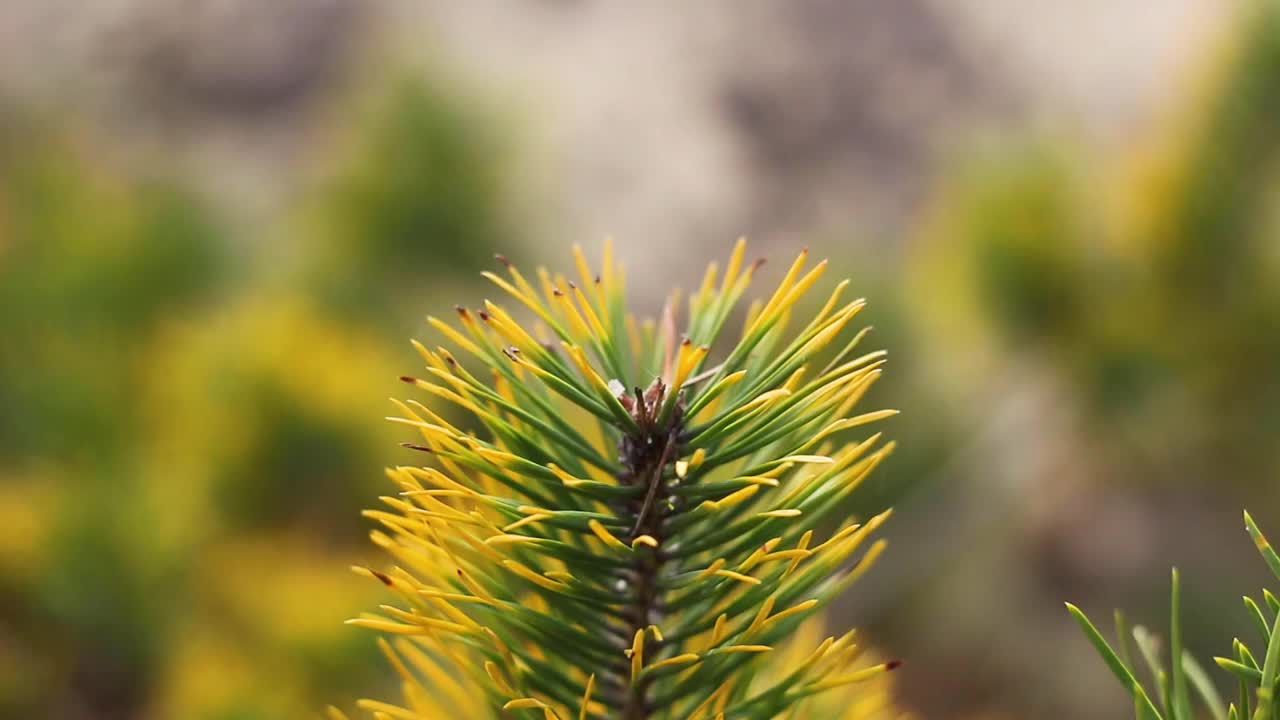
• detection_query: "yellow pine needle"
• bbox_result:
[742,297,765,335]
[794,636,837,677]
[762,599,820,630]
[548,285,593,341]
[383,415,453,442]
[409,338,437,368]
[587,519,629,550]
[806,662,896,692]
[482,271,561,335]
[696,558,727,581]
[711,613,729,644]
[673,343,710,391]
[629,628,645,682]
[803,409,899,449]
[418,589,493,606]
[425,316,483,357]
[392,640,473,715]
[692,261,720,316]
[423,362,486,399]
[504,698,548,710]
[794,307,858,359]
[714,644,773,654]
[740,387,792,413]
[759,462,794,480]
[808,279,851,330]
[562,343,615,399]
[534,266,564,316]
[776,454,834,465]
[383,603,468,634]
[782,366,808,393]
[688,447,706,470]
[814,508,891,555]
[401,466,473,494]
[761,548,812,564]
[547,463,589,488]
[738,542,775,573]
[819,349,887,385]
[688,680,735,720]
[713,569,761,585]
[776,437,879,508]
[502,560,567,590]
[631,534,659,549]
[345,617,470,636]
[364,508,470,532]
[698,485,759,512]
[778,258,829,310]
[479,627,516,670]
[485,660,516,696]
[786,530,814,577]
[398,489,469,501]
[830,444,894,499]
[485,534,547,547]
[750,249,810,332]
[832,370,882,418]
[503,513,551,531]
[473,446,524,469]
[694,369,747,409]
[721,237,747,292]
[501,257,546,308]
[352,566,410,593]
[745,595,777,636]
[648,653,702,671]
[831,539,888,594]
[578,674,596,720]
[569,282,609,338]
[355,699,418,720]
[480,300,540,348]
[571,245,596,299]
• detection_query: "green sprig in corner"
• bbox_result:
[1070,511,1280,720]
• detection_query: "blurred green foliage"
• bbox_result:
[911,1,1280,495]
[0,73,519,719]
[303,77,517,331]
[0,115,225,463]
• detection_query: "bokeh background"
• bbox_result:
[2,1,1279,718]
